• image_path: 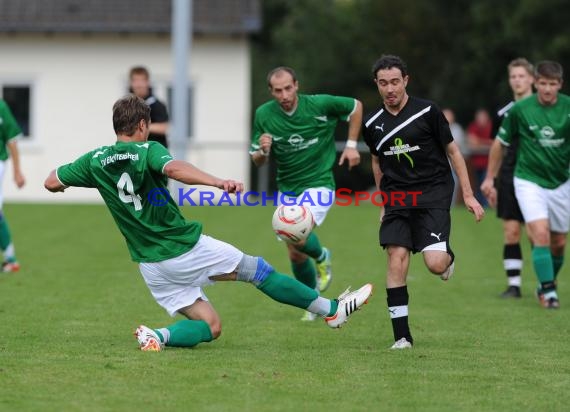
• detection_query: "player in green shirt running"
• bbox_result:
[250,67,363,321]
[482,61,570,309]
[44,94,373,351]
[0,99,26,273]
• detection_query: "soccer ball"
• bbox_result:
[272,205,314,243]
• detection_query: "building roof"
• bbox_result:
[0,0,261,34]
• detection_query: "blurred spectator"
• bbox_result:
[467,108,493,206]
[129,66,170,147]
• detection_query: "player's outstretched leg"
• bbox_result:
[290,256,318,321]
[237,255,371,327]
[135,299,218,351]
[134,319,214,351]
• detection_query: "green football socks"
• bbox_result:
[291,259,317,289]
[257,271,336,313]
[298,232,323,260]
[156,319,213,347]
[532,246,555,288]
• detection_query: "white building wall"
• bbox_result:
[0,34,251,202]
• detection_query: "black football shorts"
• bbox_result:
[380,208,452,254]
[496,178,524,222]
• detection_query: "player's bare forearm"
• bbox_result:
[347,100,363,142]
[7,141,20,172]
[446,142,473,197]
[371,154,384,221]
[250,133,272,167]
[164,160,244,193]
[164,160,221,186]
[447,142,484,221]
[485,139,504,182]
[7,140,25,187]
[480,139,504,202]
[44,169,67,192]
[337,101,363,169]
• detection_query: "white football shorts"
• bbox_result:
[514,177,570,233]
[139,234,244,316]
[278,187,335,226]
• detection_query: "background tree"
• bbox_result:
[251,0,570,190]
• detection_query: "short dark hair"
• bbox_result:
[266,66,297,87]
[535,60,563,81]
[372,55,408,79]
[508,58,534,76]
[129,66,150,79]
[112,94,151,136]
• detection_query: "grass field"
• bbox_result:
[1,202,569,411]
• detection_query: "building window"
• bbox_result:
[1,85,31,137]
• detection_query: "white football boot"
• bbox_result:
[134,325,164,352]
[390,337,413,349]
[325,283,373,328]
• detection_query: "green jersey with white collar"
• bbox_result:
[57,141,202,262]
[497,93,570,189]
[251,94,357,196]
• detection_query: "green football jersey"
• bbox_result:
[497,93,570,189]
[0,99,23,161]
[57,141,202,262]
[250,94,357,196]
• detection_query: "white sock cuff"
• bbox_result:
[543,290,558,300]
[504,259,523,270]
[157,328,170,344]
[3,243,15,260]
[388,305,408,319]
[306,296,330,316]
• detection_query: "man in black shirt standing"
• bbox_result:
[482,58,534,299]
[129,66,170,147]
[362,55,484,349]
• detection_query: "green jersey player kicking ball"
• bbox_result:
[44,95,372,351]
